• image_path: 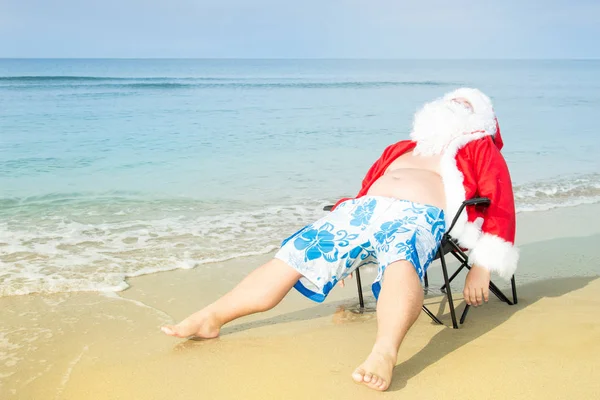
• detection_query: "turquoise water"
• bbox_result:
[1,59,599,296]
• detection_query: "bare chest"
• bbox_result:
[384,151,442,175]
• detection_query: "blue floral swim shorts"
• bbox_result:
[275,196,446,302]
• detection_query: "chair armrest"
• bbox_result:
[446,197,490,236]
[462,197,491,207]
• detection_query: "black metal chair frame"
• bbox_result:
[324,197,518,329]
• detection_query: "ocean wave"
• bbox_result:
[514,173,600,213]
[2,173,599,297]
[107,80,451,90]
[0,197,327,297]
[0,76,232,82]
[0,76,456,90]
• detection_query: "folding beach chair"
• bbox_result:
[323,197,518,329]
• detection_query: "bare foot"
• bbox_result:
[161,310,221,339]
[351,349,397,391]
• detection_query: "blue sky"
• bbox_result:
[1,0,599,58]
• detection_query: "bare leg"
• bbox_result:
[352,260,423,391]
[161,258,302,338]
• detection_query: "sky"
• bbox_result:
[1,0,599,58]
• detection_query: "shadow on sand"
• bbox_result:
[175,276,596,377]
[387,275,597,391]
[172,234,599,392]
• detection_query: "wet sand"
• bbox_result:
[1,204,600,399]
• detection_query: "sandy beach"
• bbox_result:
[2,203,600,399]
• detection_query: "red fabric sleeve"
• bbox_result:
[474,138,516,243]
[468,137,519,279]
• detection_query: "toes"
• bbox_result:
[161,326,175,336]
[352,370,390,391]
[369,375,382,390]
[367,375,379,388]
[162,325,187,338]
[366,375,388,391]
[351,369,365,383]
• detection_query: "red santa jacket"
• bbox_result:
[332,127,518,280]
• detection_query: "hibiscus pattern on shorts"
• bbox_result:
[276,196,446,303]
[293,222,359,262]
[349,197,377,228]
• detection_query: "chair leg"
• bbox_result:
[439,249,459,329]
[424,271,429,288]
[461,277,517,325]
[511,275,518,304]
[355,268,365,310]
[441,243,469,291]
[489,281,513,305]
[460,304,470,324]
[422,305,443,325]
[445,259,511,306]
[441,263,466,292]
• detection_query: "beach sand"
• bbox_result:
[1,204,600,399]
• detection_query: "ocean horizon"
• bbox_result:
[1,58,599,297]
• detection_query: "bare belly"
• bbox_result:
[367,169,446,210]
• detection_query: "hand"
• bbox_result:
[339,272,353,288]
[463,265,491,307]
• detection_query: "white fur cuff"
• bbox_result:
[457,218,483,249]
[469,233,519,280]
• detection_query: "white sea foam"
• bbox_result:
[0,198,328,297]
[1,174,599,297]
[514,173,600,213]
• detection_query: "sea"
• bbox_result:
[1,59,599,297]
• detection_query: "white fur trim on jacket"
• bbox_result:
[469,233,519,280]
[457,218,483,249]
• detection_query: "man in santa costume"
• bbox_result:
[161,88,518,392]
